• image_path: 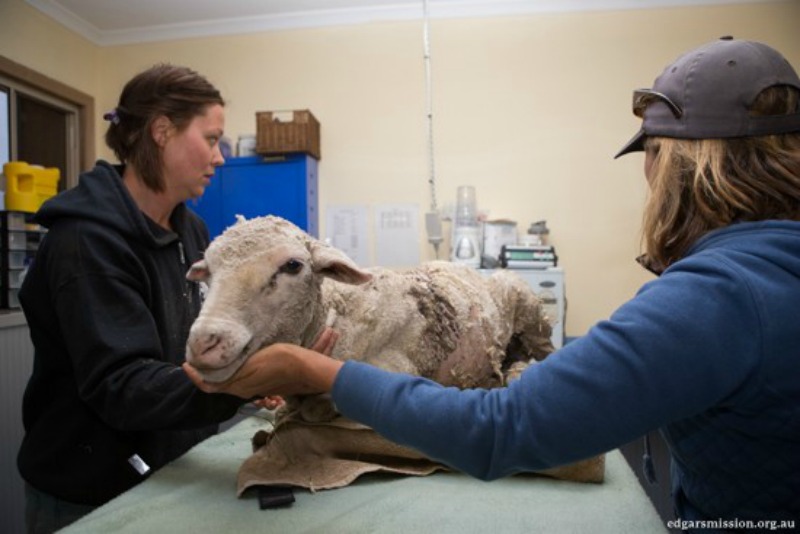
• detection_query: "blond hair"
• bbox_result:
[641,86,800,272]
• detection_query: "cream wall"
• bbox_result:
[2,0,799,336]
[0,0,98,96]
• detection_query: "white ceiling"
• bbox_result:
[26,0,771,46]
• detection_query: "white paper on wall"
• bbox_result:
[374,204,420,267]
[325,205,370,266]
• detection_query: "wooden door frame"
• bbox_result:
[0,55,95,179]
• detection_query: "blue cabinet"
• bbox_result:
[188,155,318,239]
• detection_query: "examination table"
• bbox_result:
[61,414,668,533]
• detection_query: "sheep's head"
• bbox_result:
[185,215,372,383]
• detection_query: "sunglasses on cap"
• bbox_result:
[632,89,683,119]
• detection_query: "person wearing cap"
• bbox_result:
[185,37,800,525]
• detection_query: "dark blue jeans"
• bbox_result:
[25,483,96,534]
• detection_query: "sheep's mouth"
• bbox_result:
[194,343,255,384]
[195,355,247,383]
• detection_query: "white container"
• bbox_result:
[482,219,517,262]
[237,135,256,157]
[519,233,543,247]
[452,226,481,268]
[451,186,481,267]
[454,185,478,227]
[523,220,550,246]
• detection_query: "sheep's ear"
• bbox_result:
[310,242,372,285]
[186,259,210,282]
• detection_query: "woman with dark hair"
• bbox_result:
[18,64,245,532]
[187,38,800,527]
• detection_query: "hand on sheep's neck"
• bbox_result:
[299,300,336,352]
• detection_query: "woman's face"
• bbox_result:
[161,103,225,201]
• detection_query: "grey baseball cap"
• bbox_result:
[615,36,800,158]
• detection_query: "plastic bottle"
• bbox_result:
[451,186,481,267]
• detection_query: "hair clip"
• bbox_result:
[103,108,120,125]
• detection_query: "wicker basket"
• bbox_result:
[256,109,321,160]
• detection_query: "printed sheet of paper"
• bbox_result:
[374,204,420,267]
[325,205,370,266]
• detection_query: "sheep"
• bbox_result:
[185,215,554,421]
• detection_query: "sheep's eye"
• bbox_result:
[279,259,304,275]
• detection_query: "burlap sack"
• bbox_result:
[237,415,604,495]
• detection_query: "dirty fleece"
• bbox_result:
[186,215,604,491]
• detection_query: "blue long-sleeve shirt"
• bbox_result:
[332,220,800,523]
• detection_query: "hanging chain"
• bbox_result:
[423,0,438,213]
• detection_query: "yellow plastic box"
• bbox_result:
[4,161,60,213]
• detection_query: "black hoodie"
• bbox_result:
[17,161,242,506]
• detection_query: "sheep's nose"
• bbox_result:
[186,330,225,368]
[185,317,253,370]
[187,331,221,361]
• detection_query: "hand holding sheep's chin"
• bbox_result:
[183,342,343,399]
